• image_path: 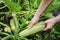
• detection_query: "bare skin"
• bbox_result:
[43,15,60,31]
[28,0,60,31]
[28,0,52,28]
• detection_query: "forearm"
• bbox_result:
[34,0,52,18]
[54,15,60,22]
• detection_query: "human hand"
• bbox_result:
[28,16,39,28]
[43,18,57,31]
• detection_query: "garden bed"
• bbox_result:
[0,0,60,40]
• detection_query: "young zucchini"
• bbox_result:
[19,22,45,37]
[10,19,16,33]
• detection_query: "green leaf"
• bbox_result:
[4,0,21,12]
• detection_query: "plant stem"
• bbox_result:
[0,22,9,27]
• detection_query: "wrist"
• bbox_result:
[34,14,40,19]
[54,15,60,22]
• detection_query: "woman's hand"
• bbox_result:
[28,16,39,28]
[43,15,60,31]
[43,18,57,31]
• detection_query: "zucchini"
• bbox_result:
[10,19,16,33]
[19,22,45,37]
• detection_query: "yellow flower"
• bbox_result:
[4,27,11,32]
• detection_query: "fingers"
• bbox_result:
[27,17,39,28]
[43,20,48,24]
[27,23,33,29]
[27,21,34,29]
[43,20,50,31]
[43,24,52,31]
[43,26,49,31]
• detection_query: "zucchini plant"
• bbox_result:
[0,0,60,40]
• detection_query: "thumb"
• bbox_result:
[43,24,51,31]
[43,21,47,24]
